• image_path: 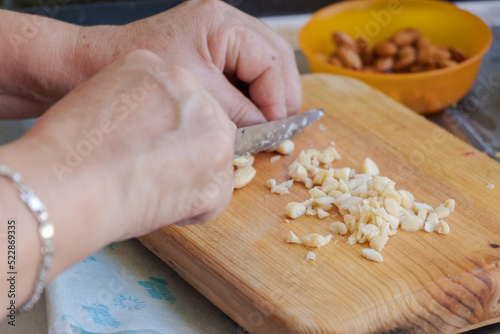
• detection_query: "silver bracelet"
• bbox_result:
[0,164,55,312]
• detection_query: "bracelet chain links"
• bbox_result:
[0,164,55,312]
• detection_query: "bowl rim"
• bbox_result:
[298,0,493,79]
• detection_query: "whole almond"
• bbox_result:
[374,41,398,57]
[417,46,431,65]
[398,45,416,57]
[361,66,378,73]
[436,45,452,59]
[418,45,449,65]
[337,46,363,70]
[394,52,416,72]
[449,47,466,62]
[360,51,374,66]
[333,31,357,50]
[423,63,438,71]
[328,56,343,68]
[416,36,432,49]
[356,37,369,52]
[392,29,420,46]
[409,64,425,73]
[375,57,394,73]
[438,59,458,68]
[393,45,417,71]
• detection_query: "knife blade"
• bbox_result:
[234,109,324,157]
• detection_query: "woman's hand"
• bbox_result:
[47,49,236,235]
[0,1,301,124]
[76,0,302,126]
[0,50,236,291]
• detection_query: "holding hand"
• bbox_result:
[0,51,237,309]
[77,0,302,126]
[3,49,235,257]
[1,1,301,125]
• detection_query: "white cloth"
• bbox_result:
[46,239,245,334]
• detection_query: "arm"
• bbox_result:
[0,0,302,126]
[0,141,120,309]
[0,50,235,315]
[0,10,119,119]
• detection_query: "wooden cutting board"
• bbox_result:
[139,74,500,334]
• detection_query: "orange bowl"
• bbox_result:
[298,0,492,113]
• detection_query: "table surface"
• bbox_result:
[1,1,499,333]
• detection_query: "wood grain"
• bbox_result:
[139,74,500,334]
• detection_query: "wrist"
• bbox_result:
[0,11,81,116]
[71,25,125,85]
[0,11,123,117]
[0,134,125,282]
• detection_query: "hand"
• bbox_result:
[8,50,236,242]
[0,50,236,302]
[77,0,302,127]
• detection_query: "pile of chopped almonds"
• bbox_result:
[232,138,455,263]
[274,141,454,263]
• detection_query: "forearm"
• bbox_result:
[0,47,238,315]
[0,10,119,119]
[0,134,123,314]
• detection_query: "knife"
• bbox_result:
[234,109,324,157]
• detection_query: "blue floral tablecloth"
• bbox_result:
[46,239,245,334]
